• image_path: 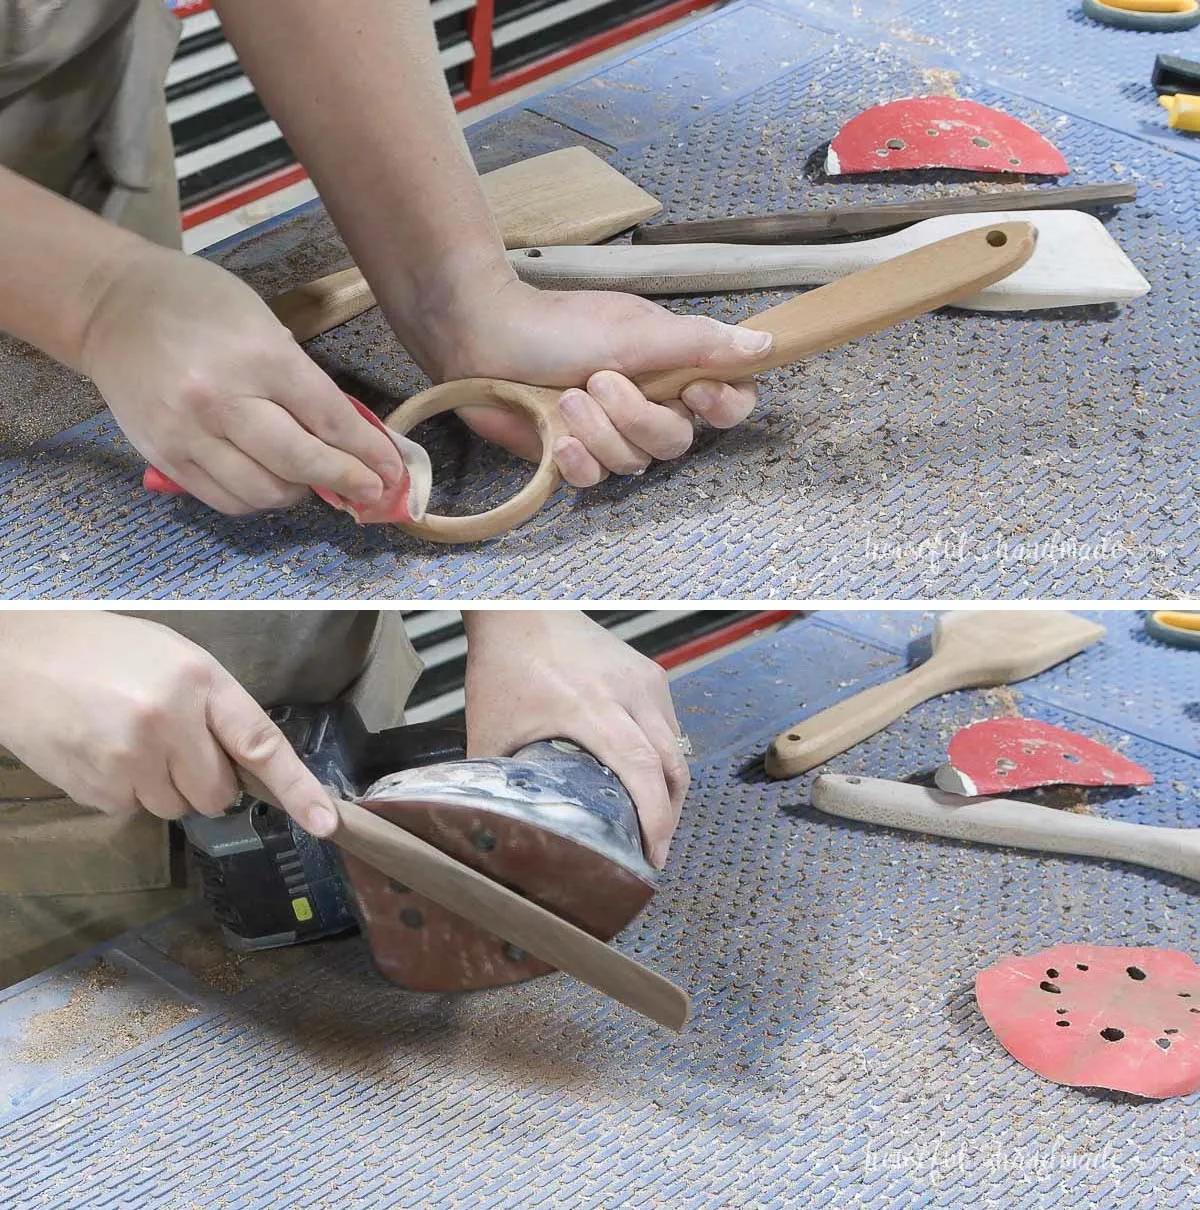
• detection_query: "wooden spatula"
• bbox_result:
[765,611,1106,779]
[507,211,1151,311]
[811,774,1200,885]
[236,771,688,1030]
[270,148,661,342]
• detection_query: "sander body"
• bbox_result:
[183,703,657,991]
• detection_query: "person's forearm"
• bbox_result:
[214,0,516,372]
[0,167,146,369]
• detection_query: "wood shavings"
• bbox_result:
[979,685,1023,717]
[13,958,198,1066]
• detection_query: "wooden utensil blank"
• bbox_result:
[384,222,1037,543]
[269,148,661,342]
[765,611,1106,778]
[333,797,690,1031]
[631,182,1137,245]
[812,775,1200,884]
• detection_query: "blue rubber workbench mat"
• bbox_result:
[1,610,1198,1207]
[0,0,1197,599]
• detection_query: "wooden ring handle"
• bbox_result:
[385,378,568,543]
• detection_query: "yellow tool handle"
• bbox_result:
[1099,0,1193,12]
[1155,610,1200,633]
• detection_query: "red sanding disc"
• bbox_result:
[826,97,1069,177]
[935,717,1154,796]
[312,398,431,524]
[977,944,1200,1098]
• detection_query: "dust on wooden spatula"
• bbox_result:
[935,718,1154,797]
[976,944,1200,1098]
[826,97,1069,176]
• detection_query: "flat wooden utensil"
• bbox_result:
[383,221,1036,543]
[811,774,1200,885]
[765,611,1106,779]
[630,183,1137,244]
[270,148,661,342]
[237,772,689,1030]
[508,210,1150,311]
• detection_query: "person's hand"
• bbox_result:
[79,243,407,515]
[0,612,339,837]
[461,610,689,867]
[424,279,773,488]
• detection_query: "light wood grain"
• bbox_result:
[812,775,1200,883]
[765,611,1106,778]
[386,223,1038,543]
[268,148,661,342]
[507,211,1150,311]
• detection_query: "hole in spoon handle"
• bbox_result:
[385,378,568,544]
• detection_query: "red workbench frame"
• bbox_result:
[172,0,713,230]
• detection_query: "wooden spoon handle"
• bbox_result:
[812,775,1200,884]
[634,222,1036,401]
[765,662,959,778]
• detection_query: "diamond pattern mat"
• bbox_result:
[2,611,1199,1207]
[0,1,1196,599]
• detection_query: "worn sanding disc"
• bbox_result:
[826,97,1069,176]
[339,795,656,992]
[977,944,1200,1098]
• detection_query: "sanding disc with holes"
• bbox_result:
[826,97,1069,177]
[337,742,657,991]
[976,944,1200,1098]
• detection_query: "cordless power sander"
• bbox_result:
[182,703,658,992]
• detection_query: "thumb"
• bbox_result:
[611,309,774,376]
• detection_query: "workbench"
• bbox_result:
[2,609,1197,1207]
[1,0,1197,599]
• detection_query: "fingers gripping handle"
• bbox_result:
[634,223,1037,401]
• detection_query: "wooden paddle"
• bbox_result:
[811,775,1200,885]
[765,611,1107,779]
[269,148,661,342]
[506,210,1151,311]
[237,772,689,1031]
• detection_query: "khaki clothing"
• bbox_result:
[0,0,182,246]
[0,612,424,897]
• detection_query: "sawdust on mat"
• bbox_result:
[163,926,254,996]
[980,685,1023,717]
[13,957,198,1066]
[918,67,960,97]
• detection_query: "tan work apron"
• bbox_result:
[0,612,424,896]
[0,0,183,246]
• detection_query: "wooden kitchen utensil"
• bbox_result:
[630,183,1137,244]
[382,221,1036,543]
[765,611,1106,779]
[237,769,689,1031]
[810,774,1200,885]
[508,210,1150,310]
[270,148,662,342]
[333,797,690,1031]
